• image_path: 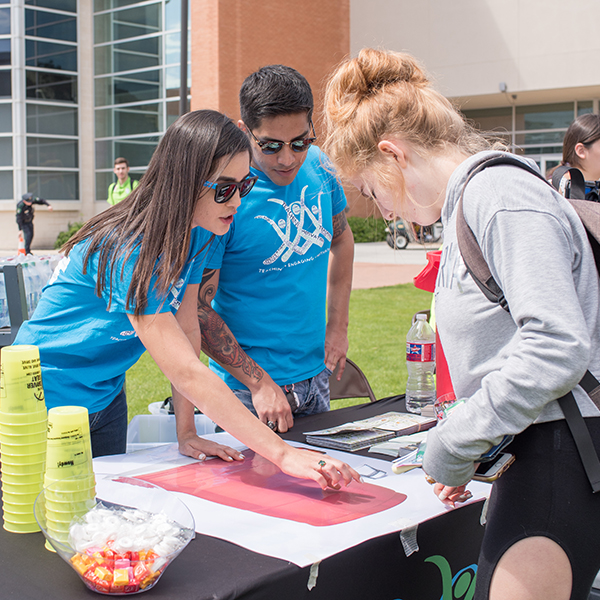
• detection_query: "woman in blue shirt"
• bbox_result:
[15,110,358,491]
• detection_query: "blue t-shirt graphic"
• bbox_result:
[15,227,216,413]
[206,146,347,389]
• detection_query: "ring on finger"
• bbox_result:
[318,460,326,468]
[267,420,277,431]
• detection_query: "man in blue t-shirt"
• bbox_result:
[175,66,354,453]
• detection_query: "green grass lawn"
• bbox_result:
[125,283,432,421]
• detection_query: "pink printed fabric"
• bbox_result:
[139,451,406,526]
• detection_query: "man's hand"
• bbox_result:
[178,431,245,462]
[251,377,294,433]
[324,323,349,380]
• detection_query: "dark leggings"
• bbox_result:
[474,418,600,600]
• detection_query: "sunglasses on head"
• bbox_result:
[203,174,258,203]
[248,122,317,155]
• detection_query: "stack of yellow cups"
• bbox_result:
[44,406,96,545]
[0,345,48,533]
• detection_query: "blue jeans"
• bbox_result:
[232,367,332,419]
[88,387,128,458]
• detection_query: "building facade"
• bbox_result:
[0,0,599,249]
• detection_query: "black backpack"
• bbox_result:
[551,164,600,203]
[456,154,600,492]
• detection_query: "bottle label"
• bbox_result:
[406,342,435,362]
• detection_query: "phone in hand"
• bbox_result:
[473,452,515,483]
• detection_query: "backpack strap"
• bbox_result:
[456,154,600,492]
[559,388,600,492]
[456,155,547,312]
[551,164,586,200]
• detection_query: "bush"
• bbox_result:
[347,216,387,243]
[54,221,84,249]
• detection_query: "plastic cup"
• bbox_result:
[1,440,47,455]
[3,518,40,533]
[0,461,45,475]
[0,345,46,414]
[0,430,47,445]
[3,501,35,515]
[44,497,96,514]
[1,471,45,485]
[0,409,47,425]
[47,406,89,440]
[1,479,44,494]
[1,490,40,505]
[3,508,38,524]
[1,450,46,464]
[0,420,47,435]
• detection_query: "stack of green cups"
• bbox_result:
[0,345,48,534]
[44,406,96,546]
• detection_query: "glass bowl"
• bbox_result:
[34,473,195,595]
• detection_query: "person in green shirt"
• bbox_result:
[107,157,139,205]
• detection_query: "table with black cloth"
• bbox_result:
[0,396,486,600]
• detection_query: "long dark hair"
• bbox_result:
[63,110,250,316]
[562,113,600,169]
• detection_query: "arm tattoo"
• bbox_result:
[197,269,264,382]
[332,211,348,239]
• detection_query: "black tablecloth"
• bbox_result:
[0,397,486,600]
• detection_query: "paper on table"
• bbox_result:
[93,432,490,567]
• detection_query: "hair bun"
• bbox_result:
[355,48,428,96]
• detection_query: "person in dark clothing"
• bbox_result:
[16,192,53,254]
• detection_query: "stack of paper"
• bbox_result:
[304,412,436,452]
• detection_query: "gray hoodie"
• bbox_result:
[423,151,600,486]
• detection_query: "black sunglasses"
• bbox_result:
[203,175,258,203]
[248,122,316,155]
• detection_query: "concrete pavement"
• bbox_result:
[352,241,437,289]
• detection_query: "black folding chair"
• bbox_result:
[329,358,377,403]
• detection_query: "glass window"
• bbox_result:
[515,103,574,131]
[115,137,157,166]
[96,170,113,201]
[27,104,77,135]
[0,8,9,35]
[0,104,11,132]
[0,70,11,98]
[166,100,179,128]
[27,137,78,168]
[95,4,160,44]
[514,145,564,156]
[94,0,142,13]
[165,0,184,31]
[27,169,78,199]
[462,107,512,133]
[95,36,160,75]
[0,39,10,66]
[96,104,160,137]
[0,170,12,198]
[95,70,160,106]
[26,0,77,13]
[165,32,180,65]
[26,70,76,102]
[0,136,11,165]
[578,101,594,116]
[515,131,565,146]
[95,137,158,169]
[25,9,77,42]
[26,39,77,71]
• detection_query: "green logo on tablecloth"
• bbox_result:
[426,555,477,600]
[395,555,477,600]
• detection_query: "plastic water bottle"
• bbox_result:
[405,314,436,414]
